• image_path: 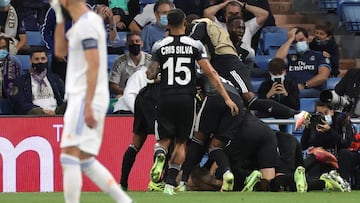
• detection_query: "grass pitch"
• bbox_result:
[1,191,360,203]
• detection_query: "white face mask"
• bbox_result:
[270,73,285,83]
[324,114,333,125]
[295,41,309,54]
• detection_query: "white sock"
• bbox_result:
[60,154,82,203]
[81,157,132,203]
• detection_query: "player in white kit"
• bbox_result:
[50,0,132,203]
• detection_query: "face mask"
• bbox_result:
[61,5,73,21]
[0,0,10,7]
[128,44,141,56]
[324,114,333,125]
[0,49,8,59]
[160,15,168,27]
[32,62,48,74]
[270,73,285,83]
[295,41,309,54]
[315,38,328,46]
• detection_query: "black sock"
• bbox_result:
[308,179,325,191]
[208,147,230,176]
[248,98,298,118]
[120,145,138,188]
[270,175,294,192]
[166,163,181,186]
[181,138,206,182]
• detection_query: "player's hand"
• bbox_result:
[50,0,64,23]
[84,104,97,129]
[225,99,239,116]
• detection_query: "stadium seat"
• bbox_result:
[107,54,119,71]
[300,98,318,113]
[318,0,338,10]
[15,55,31,71]
[254,55,273,70]
[251,77,264,93]
[0,98,13,115]
[338,0,360,32]
[258,26,288,55]
[326,77,341,90]
[25,31,44,46]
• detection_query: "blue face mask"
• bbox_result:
[160,15,168,27]
[295,41,309,54]
[0,0,10,7]
[0,49,8,59]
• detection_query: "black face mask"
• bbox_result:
[32,62,48,74]
[128,44,141,56]
[61,5,72,22]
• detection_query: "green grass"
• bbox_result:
[1,191,360,203]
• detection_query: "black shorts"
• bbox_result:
[155,94,196,142]
[133,84,160,135]
[195,91,245,142]
[225,113,279,169]
[211,54,253,94]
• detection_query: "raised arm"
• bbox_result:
[203,0,230,21]
[50,0,68,58]
[276,28,296,60]
[243,3,269,27]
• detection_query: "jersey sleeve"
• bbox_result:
[189,22,207,41]
[78,21,101,50]
[195,40,208,60]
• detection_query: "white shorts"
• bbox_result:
[60,95,105,156]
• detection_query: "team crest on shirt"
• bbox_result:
[310,55,316,61]
[325,57,330,64]
[290,55,297,61]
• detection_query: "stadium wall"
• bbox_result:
[0,116,156,192]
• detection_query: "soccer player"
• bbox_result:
[146,8,239,195]
[50,0,132,202]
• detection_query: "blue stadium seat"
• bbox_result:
[108,54,119,71]
[338,0,360,32]
[326,77,341,90]
[318,0,338,10]
[15,55,31,71]
[0,99,13,115]
[251,77,264,93]
[300,98,318,113]
[26,31,44,46]
[258,26,288,55]
[254,55,273,70]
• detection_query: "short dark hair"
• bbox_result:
[295,27,309,39]
[268,57,286,75]
[167,9,186,28]
[0,35,10,51]
[30,47,48,58]
[153,0,174,13]
[227,15,244,25]
[126,31,142,41]
[112,7,126,19]
[315,21,334,36]
[316,100,334,110]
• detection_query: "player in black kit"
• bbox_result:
[146,8,239,195]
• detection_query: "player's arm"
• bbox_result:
[83,39,100,128]
[198,59,239,116]
[146,60,160,81]
[50,0,68,58]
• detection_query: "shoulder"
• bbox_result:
[115,54,127,63]
[144,52,152,61]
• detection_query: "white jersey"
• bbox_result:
[65,11,109,112]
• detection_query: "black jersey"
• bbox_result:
[151,35,208,96]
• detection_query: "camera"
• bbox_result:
[320,90,351,112]
[309,113,325,129]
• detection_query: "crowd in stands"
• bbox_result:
[1,0,360,194]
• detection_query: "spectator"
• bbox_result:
[276,27,331,98]
[257,57,300,117]
[309,21,339,77]
[10,47,65,115]
[128,3,156,32]
[11,0,49,31]
[94,4,124,54]
[41,7,72,82]
[203,0,268,51]
[109,31,151,98]
[112,7,127,31]
[173,0,210,16]
[300,100,352,191]
[0,1,27,55]
[0,35,22,98]
[141,0,174,53]
[109,0,140,29]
